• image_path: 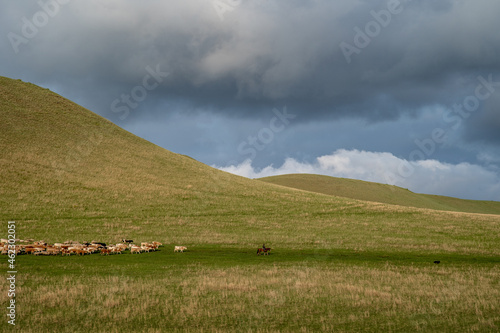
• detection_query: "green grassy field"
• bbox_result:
[3,246,499,332]
[1,76,500,332]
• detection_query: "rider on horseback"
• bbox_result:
[263,244,266,252]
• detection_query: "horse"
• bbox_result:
[257,248,271,255]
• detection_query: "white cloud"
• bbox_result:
[215,149,500,201]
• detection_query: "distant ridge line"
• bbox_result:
[259,174,500,215]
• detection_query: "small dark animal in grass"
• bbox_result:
[434,261,440,264]
[257,248,271,255]
[122,239,133,243]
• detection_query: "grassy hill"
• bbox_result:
[1,76,499,332]
[0,76,286,242]
[259,174,500,215]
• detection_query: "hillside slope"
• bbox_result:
[259,174,500,215]
[1,76,499,258]
[0,76,269,221]
[0,76,360,244]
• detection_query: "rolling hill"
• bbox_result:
[259,174,500,215]
[1,75,499,241]
[0,76,277,225]
[0,76,367,245]
[1,75,499,244]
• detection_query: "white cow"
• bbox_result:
[130,246,142,254]
[174,246,187,253]
[141,245,152,252]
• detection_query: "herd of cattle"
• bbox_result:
[0,238,187,256]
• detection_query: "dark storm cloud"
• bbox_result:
[2,0,500,200]
[464,93,500,144]
[2,0,500,128]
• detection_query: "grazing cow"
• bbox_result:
[85,245,100,253]
[130,246,142,254]
[24,247,37,254]
[152,241,163,247]
[174,246,187,253]
[107,246,122,254]
[46,247,61,255]
[122,239,133,244]
[67,247,82,255]
[111,247,122,254]
[76,249,88,256]
[28,246,46,254]
[115,244,128,252]
[141,243,156,251]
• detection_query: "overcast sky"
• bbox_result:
[2,0,500,200]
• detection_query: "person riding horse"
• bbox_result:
[257,244,271,255]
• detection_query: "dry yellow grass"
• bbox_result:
[2,263,498,332]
